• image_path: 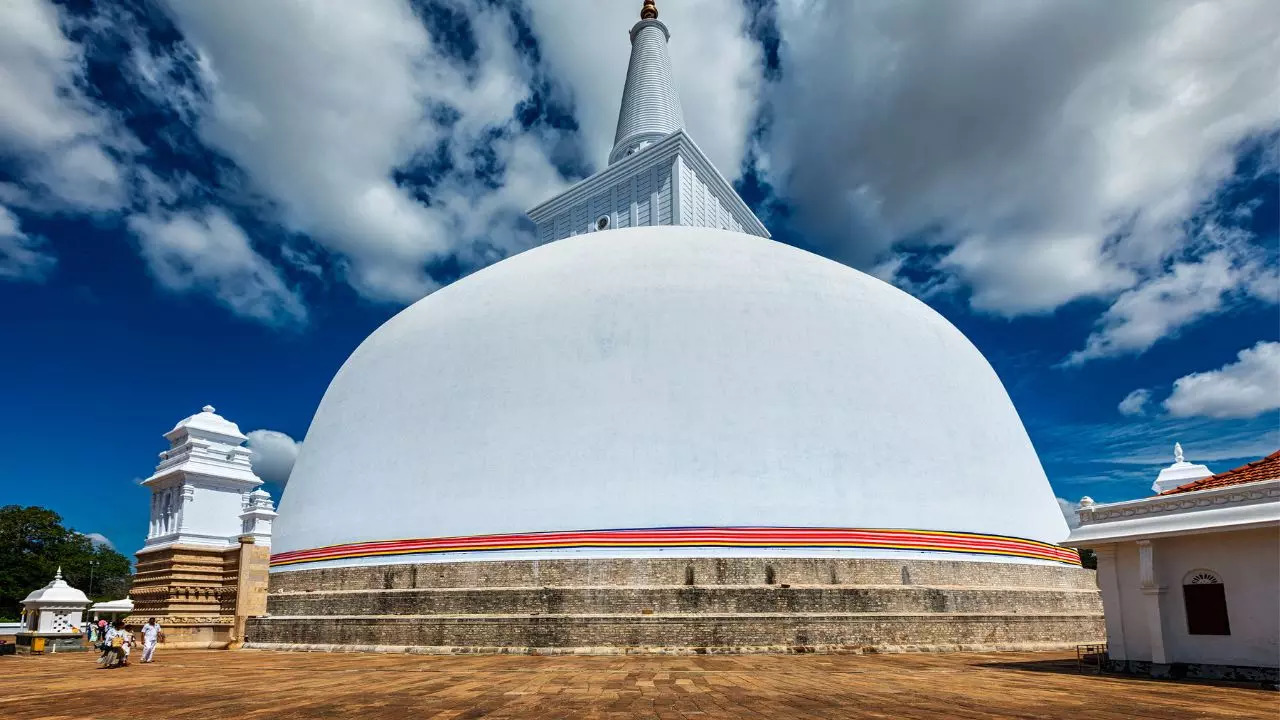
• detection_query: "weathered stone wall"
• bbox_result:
[247,614,1103,654]
[267,586,1102,617]
[249,557,1104,654]
[268,557,1098,593]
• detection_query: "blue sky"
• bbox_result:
[0,0,1276,560]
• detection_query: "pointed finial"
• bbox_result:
[202,405,216,414]
[1174,442,1184,464]
[641,0,658,20]
[55,566,63,580]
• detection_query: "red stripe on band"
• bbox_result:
[271,527,1081,567]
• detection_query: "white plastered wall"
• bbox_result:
[1098,527,1279,668]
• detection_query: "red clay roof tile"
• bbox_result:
[1159,449,1280,495]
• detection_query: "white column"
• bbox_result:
[671,155,683,226]
[177,484,194,533]
[1137,539,1169,665]
[630,174,639,227]
[1093,544,1128,661]
[162,491,171,534]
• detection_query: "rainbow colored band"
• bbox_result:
[271,527,1081,567]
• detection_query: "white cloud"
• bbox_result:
[147,0,566,304]
[0,205,56,281]
[128,209,307,327]
[525,1,761,178]
[4,0,1276,365]
[764,0,1280,324]
[1056,498,1081,530]
[1163,341,1280,419]
[1065,223,1275,364]
[0,0,128,211]
[82,532,115,550]
[1038,412,1279,471]
[246,429,301,487]
[1118,388,1152,417]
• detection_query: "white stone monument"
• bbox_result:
[128,405,277,648]
[18,568,90,654]
[141,405,266,550]
[1151,442,1214,494]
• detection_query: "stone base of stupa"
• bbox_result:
[245,557,1103,654]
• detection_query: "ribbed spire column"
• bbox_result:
[608,1,685,165]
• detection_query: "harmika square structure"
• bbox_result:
[1067,448,1280,683]
[246,1,1101,654]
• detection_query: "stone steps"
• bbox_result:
[251,557,1104,653]
[269,557,1099,593]
[266,586,1102,617]
[246,612,1105,652]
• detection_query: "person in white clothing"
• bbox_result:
[140,618,163,663]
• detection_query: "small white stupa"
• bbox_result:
[18,568,90,654]
[1151,442,1213,494]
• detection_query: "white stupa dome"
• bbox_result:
[273,227,1070,568]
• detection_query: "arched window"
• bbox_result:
[1183,570,1230,635]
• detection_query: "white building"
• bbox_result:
[17,568,90,653]
[88,598,134,623]
[1066,448,1280,682]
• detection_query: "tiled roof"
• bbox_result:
[1160,450,1280,495]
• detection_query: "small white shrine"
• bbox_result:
[17,568,90,654]
[89,598,134,622]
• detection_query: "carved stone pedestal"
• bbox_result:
[127,537,270,649]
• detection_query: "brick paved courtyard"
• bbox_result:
[1,649,1274,719]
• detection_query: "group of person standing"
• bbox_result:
[91,617,163,668]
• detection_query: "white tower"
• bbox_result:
[609,0,685,165]
[141,405,271,549]
[527,0,768,242]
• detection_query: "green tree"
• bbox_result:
[0,505,133,621]
[1079,548,1098,570]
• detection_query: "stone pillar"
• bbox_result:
[230,536,271,649]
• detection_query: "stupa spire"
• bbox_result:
[608,1,685,165]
